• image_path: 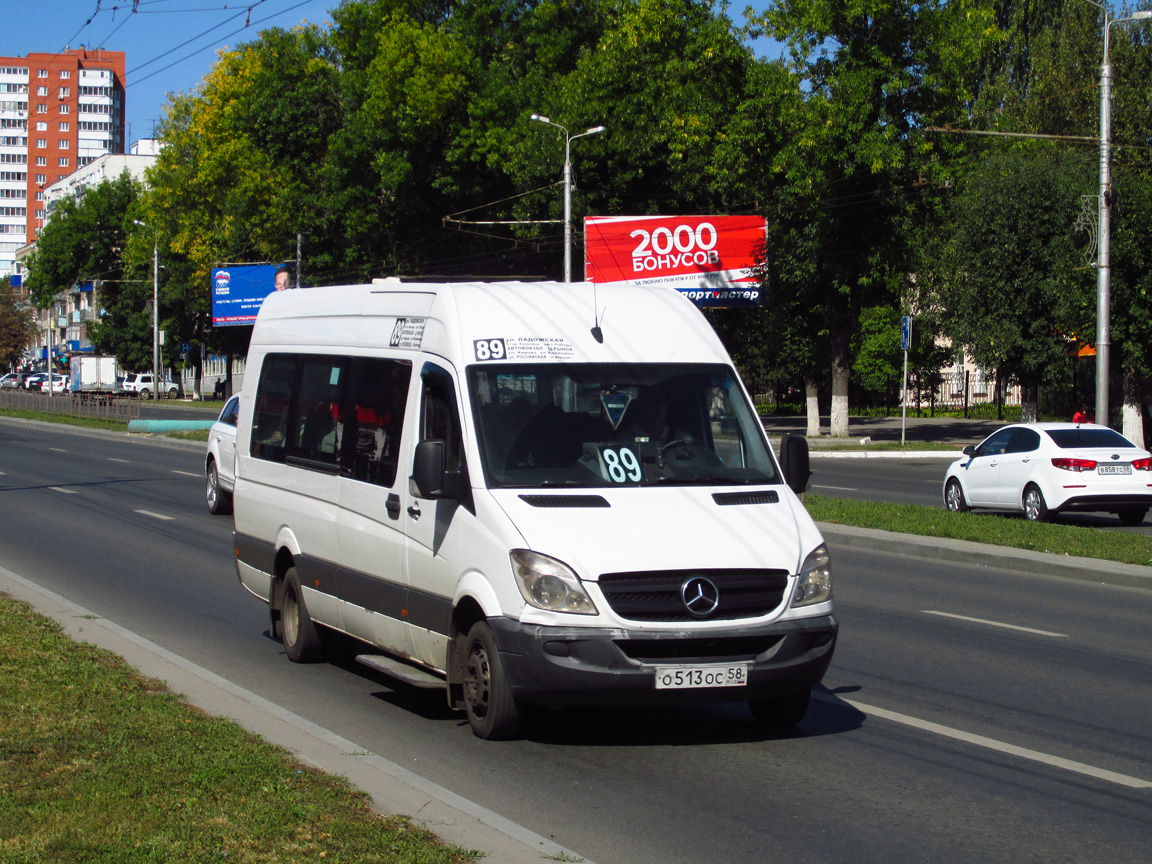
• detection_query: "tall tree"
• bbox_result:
[749,0,993,435]
[0,278,36,370]
[932,144,1091,421]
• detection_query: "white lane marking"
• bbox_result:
[49,486,77,494]
[135,509,175,521]
[815,692,1151,789]
[172,470,199,478]
[923,610,1067,638]
[50,447,66,452]
[108,458,130,463]
[814,485,858,492]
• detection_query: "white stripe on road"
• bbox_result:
[814,485,858,492]
[135,510,175,521]
[49,486,77,494]
[173,470,199,478]
[923,610,1067,638]
[50,447,66,452]
[108,458,130,463]
[815,692,1151,789]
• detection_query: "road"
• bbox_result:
[807,453,1152,534]
[2,418,1150,863]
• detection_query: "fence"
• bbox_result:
[0,389,141,424]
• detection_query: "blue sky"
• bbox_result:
[2,1,780,149]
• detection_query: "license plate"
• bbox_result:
[1098,465,1131,475]
[653,664,748,690]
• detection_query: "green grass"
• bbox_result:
[0,406,129,433]
[0,596,478,864]
[806,493,1152,567]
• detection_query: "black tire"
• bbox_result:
[205,459,232,515]
[749,687,812,729]
[1023,485,1051,522]
[944,478,969,513]
[281,568,324,663]
[462,621,522,740]
[138,388,151,400]
[1118,507,1147,527]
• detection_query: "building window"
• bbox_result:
[58,70,70,79]
[35,156,46,166]
[36,86,47,96]
[58,139,68,149]
[37,69,47,78]
[35,121,46,131]
[58,122,69,132]
[35,138,46,148]
[36,103,46,114]
[58,157,68,167]
[59,87,70,97]
[58,104,69,115]
[35,174,45,184]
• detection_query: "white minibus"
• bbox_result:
[232,280,836,738]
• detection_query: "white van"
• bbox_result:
[232,281,837,738]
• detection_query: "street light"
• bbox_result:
[530,114,606,282]
[133,219,159,399]
[1091,5,1151,427]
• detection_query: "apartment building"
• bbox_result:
[0,48,126,279]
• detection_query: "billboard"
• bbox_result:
[211,264,282,326]
[584,215,766,307]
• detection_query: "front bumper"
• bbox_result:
[489,614,838,707]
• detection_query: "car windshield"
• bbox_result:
[1047,428,1140,449]
[468,363,780,488]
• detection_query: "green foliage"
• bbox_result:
[931,145,1091,395]
[0,279,36,370]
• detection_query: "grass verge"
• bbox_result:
[0,407,128,433]
[0,595,477,864]
[806,493,1152,568]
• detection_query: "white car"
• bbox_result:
[205,394,239,515]
[45,374,70,394]
[123,373,178,399]
[943,422,1152,525]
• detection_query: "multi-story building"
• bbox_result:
[0,48,126,279]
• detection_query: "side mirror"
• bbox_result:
[780,434,811,495]
[411,440,457,499]
[963,444,975,457]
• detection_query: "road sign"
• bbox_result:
[901,316,912,352]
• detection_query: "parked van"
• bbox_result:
[232,281,837,738]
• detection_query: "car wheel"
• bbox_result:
[749,687,812,729]
[1118,507,1147,527]
[281,567,324,663]
[1023,485,1051,522]
[944,479,969,513]
[138,388,151,400]
[205,459,233,515]
[462,621,522,740]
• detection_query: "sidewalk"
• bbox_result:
[762,413,1006,457]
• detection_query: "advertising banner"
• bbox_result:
[210,264,281,326]
[584,215,765,307]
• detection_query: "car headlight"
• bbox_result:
[510,550,598,615]
[791,544,832,607]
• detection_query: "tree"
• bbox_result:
[932,144,1091,422]
[748,0,994,435]
[0,278,36,370]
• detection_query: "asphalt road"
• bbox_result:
[2,418,1150,863]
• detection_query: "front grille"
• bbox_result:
[712,491,779,506]
[519,494,610,508]
[597,569,790,621]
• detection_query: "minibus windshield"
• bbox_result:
[467,364,780,488]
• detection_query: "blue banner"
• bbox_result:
[211,264,284,327]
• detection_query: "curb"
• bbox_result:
[818,522,1152,591]
[0,564,594,864]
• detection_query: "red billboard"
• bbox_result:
[584,215,765,307]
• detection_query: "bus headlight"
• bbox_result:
[510,550,598,615]
[791,544,832,607]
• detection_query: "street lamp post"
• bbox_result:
[133,220,160,398]
[530,114,606,282]
[1093,6,1151,427]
